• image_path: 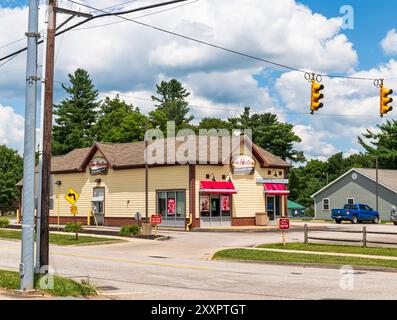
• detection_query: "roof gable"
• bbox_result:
[50,136,291,174]
[311,168,397,199]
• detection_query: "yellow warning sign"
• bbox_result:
[64,188,79,205]
[70,205,78,216]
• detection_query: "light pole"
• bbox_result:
[20,0,39,291]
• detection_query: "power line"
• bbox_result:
[72,0,200,32]
[52,80,388,119]
[64,0,384,82]
[1,0,386,83]
[0,0,191,64]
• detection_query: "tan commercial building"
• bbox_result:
[19,136,291,229]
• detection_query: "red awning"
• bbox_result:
[264,183,289,196]
[200,181,237,194]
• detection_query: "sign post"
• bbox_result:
[150,215,162,237]
[278,218,290,246]
[65,188,80,241]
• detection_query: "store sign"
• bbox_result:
[221,195,230,211]
[232,155,255,175]
[167,198,176,215]
[151,215,162,225]
[89,157,108,175]
[278,218,290,230]
[200,195,210,212]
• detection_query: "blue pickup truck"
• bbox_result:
[331,204,380,224]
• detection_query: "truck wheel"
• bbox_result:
[373,216,380,224]
[335,219,342,224]
[351,215,358,224]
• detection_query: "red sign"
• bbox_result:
[151,215,162,225]
[167,198,176,215]
[221,195,230,211]
[278,218,290,230]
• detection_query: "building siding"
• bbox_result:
[50,165,190,220]
[313,170,397,221]
[195,161,285,219]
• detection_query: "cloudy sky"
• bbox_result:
[1,0,397,161]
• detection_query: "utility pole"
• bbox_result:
[375,156,379,213]
[36,0,49,273]
[145,120,149,223]
[20,0,39,291]
[39,0,57,270]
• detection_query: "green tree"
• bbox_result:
[229,107,305,162]
[52,69,99,155]
[358,119,397,168]
[150,79,194,131]
[0,145,23,206]
[95,96,148,143]
[198,118,233,133]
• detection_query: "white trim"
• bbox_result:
[311,168,397,199]
[264,190,290,195]
[257,179,289,184]
[199,188,237,193]
[322,198,330,211]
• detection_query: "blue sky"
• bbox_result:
[0,0,397,160]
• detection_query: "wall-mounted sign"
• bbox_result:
[89,157,108,175]
[231,155,255,175]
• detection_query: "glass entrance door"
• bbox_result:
[200,194,232,227]
[267,196,281,222]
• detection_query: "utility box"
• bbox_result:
[255,212,269,226]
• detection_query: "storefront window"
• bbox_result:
[200,194,232,220]
[157,191,185,226]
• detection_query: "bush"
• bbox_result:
[120,224,140,236]
[0,218,9,227]
[64,222,83,233]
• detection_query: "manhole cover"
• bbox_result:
[97,286,119,291]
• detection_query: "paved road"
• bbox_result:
[1,225,397,300]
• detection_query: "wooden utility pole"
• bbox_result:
[40,0,57,269]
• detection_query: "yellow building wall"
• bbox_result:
[50,165,190,219]
[195,162,285,219]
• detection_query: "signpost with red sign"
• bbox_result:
[150,215,162,237]
[278,218,290,246]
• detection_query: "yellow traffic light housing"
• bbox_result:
[310,80,324,114]
[380,85,393,118]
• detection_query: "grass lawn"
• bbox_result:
[0,270,96,297]
[258,243,397,257]
[0,229,123,246]
[213,248,397,269]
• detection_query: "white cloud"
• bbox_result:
[0,104,24,152]
[0,0,362,155]
[381,29,397,55]
[293,124,338,160]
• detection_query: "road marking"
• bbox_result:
[49,250,213,271]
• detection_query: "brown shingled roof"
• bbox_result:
[47,136,290,174]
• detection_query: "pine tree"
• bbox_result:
[52,69,99,155]
[150,79,194,131]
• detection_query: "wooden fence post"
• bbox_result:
[363,226,367,248]
[304,224,309,244]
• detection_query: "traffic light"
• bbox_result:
[311,80,325,114]
[380,85,393,118]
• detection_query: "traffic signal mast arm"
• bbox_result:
[310,80,325,114]
[380,85,393,118]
